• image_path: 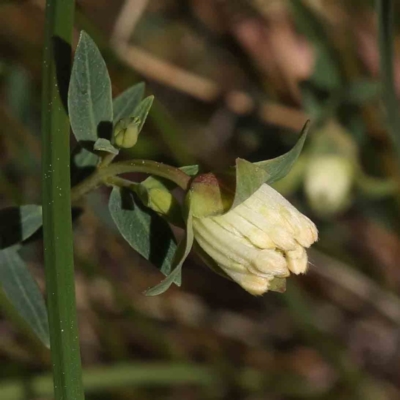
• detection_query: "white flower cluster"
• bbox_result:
[193,184,318,295]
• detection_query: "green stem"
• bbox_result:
[377,0,400,166]
[1,363,220,400]
[71,160,191,202]
[42,0,84,399]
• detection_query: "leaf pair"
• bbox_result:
[69,32,153,182]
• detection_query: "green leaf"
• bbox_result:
[145,197,194,296]
[113,82,145,124]
[230,121,309,210]
[132,96,154,134]
[256,121,309,184]
[0,205,42,250]
[94,138,119,155]
[0,247,50,347]
[180,165,200,176]
[109,187,177,278]
[68,31,113,145]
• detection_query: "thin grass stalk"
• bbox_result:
[1,363,221,400]
[377,0,400,166]
[41,0,85,399]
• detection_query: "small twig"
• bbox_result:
[98,152,117,169]
[114,43,308,131]
[71,159,191,202]
[103,175,136,190]
[377,0,400,168]
[110,0,150,45]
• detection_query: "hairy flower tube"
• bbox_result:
[193,184,318,295]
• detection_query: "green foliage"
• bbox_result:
[68,31,113,144]
[109,187,178,279]
[130,96,154,134]
[0,247,50,347]
[113,82,145,123]
[0,205,42,249]
[255,122,309,184]
[94,138,119,155]
[145,198,194,296]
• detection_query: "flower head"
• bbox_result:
[193,183,317,295]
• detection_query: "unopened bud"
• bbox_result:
[304,120,357,217]
[113,117,141,149]
[305,155,354,217]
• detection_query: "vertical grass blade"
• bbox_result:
[41,0,85,399]
[377,0,400,165]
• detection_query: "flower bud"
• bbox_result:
[193,183,318,295]
[304,120,357,217]
[304,155,354,217]
[113,117,141,149]
[136,181,183,226]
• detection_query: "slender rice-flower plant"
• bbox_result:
[0,33,319,400]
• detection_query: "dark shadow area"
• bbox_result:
[70,144,99,186]
[0,208,24,249]
[52,36,72,114]
[97,120,113,141]
[119,188,175,272]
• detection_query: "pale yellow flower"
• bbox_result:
[193,184,318,295]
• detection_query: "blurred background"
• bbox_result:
[1,0,400,399]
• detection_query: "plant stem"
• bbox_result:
[377,0,400,166]
[1,363,220,400]
[71,160,191,202]
[42,0,85,399]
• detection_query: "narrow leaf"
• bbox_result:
[94,138,119,155]
[113,82,145,124]
[0,205,42,250]
[230,121,309,210]
[68,31,113,145]
[256,121,309,184]
[0,247,50,347]
[109,187,177,277]
[132,96,154,134]
[145,199,194,296]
